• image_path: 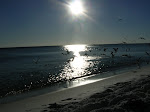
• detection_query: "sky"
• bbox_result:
[0,0,150,48]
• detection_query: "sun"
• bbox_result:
[69,0,84,15]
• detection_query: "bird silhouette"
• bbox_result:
[146,61,149,64]
[84,52,89,57]
[122,54,131,58]
[138,37,145,40]
[122,54,128,57]
[101,53,106,56]
[136,57,141,69]
[122,41,127,44]
[118,18,123,22]
[62,49,71,55]
[104,48,108,52]
[111,52,115,58]
[33,57,40,64]
[113,48,118,53]
[66,50,70,54]
[62,53,65,55]
[146,52,150,56]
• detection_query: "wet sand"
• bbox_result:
[0,66,150,112]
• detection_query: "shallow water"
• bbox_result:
[0,43,150,99]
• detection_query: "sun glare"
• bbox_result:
[63,45,89,78]
[69,0,84,15]
[65,45,86,56]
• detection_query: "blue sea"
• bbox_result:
[0,44,150,102]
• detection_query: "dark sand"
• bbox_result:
[45,74,150,112]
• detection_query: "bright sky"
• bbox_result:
[0,0,150,48]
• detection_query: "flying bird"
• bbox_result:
[146,61,149,64]
[62,49,71,55]
[118,18,123,22]
[138,37,145,40]
[66,50,70,54]
[146,52,150,56]
[136,57,141,69]
[136,57,141,62]
[33,57,40,64]
[101,53,106,56]
[113,48,118,53]
[84,52,89,57]
[122,54,131,58]
[111,52,115,58]
[122,41,127,44]
[104,48,108,52]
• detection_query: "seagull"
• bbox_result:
[122,54,128,57]
[62,53,65,55]
[113,48,118,53]
[104,48,108,52]
[70,57,75,62]
[111,52,115,58]
[138,37,145,40]
[136,57,141,69]
[122,41,127,44]
[118,18,123,22]
[66,50,70,54]
[33,57,40,64]
[146,61,149,64]
[101,54,106,56]
[146,52,150,56]
[122,54,131,58]
[136,57,141,62]
[84,52,89,57]
[62,49,71,55]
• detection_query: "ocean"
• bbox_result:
[0,43,150,102]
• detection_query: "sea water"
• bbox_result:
[0,43,150,101]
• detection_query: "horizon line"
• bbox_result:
[0,43,150,49]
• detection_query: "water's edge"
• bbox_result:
[0,64,145,104]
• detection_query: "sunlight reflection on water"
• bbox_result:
[62,45,90,79]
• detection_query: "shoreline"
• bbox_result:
[0,65,150,112]
[0,64,138,104]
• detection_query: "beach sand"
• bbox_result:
[0,66,150,112]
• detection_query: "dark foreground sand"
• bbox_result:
[44,72,150,112]
[1,66,150,112]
